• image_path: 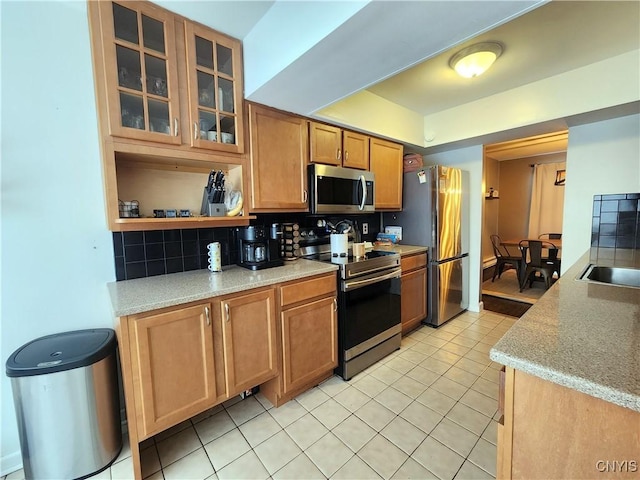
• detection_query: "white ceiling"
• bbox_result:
[157,0,639,152]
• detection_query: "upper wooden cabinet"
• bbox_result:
[88,1,253,231]
[183,21,244,153]
[342,131,370,170]
[248,103,309,212]
[90,1,244,153]
[309,122,369,170]
[370,137,403,210]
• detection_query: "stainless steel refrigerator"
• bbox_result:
[385,165,468,326]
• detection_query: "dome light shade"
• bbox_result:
[449,42,503,78]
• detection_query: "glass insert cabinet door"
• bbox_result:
[185,21,244,153]
[101,1,181,145]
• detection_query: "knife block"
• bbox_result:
[200,188,226,217]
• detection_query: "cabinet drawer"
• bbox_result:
[280,274,336,307]
[401,253,427,272]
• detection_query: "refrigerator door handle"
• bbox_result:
[358,174,367,211]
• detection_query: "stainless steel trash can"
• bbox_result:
[6,329,122,480]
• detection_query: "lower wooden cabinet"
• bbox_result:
[498,367,640,479]
[400,252,428,334]
[262,273,338,406]
[218,288,278,395]
[116,277,334,479]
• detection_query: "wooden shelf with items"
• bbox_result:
[88,0,245,154]
[102,140,254,232]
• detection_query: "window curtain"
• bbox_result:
[528,162,565,238]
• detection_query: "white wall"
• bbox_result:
[1,2,115,474]
[424,146,485,313]
[562,114,640,271]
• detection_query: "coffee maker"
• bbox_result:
[236,225,283,270]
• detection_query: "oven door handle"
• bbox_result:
[343,268,401,291]
[358,174,367,211]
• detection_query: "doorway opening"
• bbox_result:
[481,130,568,312]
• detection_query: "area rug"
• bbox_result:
[482,294,532,318]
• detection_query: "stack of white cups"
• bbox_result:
[207,242,222,272]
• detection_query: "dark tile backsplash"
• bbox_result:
[591,193,640,250]
[112,213,381,281]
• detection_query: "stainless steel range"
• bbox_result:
[299,240,402,380]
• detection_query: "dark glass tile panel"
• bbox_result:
[199,254,209,269]
[619,199,638,212]
[599,224,617,236]
[591,233,599,247]
[124,231,144,245]
[602,194,626,200]
[115,256,126,281]
[592,217,600,235]
[125,244,145,262]
[182,229,198,241]
[598,236,616,248]
[213,228,230,242]
[164,230,181,242]
[113,232,124,257]
[126,262,147,279]
[593,195,602,201]
[166,258,184,274]
[198,229,214,243]
[601,212,618,224]
[165,241,182,258]
[146,260,166,277]
[592,200,601,216]
[601,200,619,212]
[618,211,637,224]
[616,222,636,237]
[627,193,640,199]
[184,256,199,271]
[183,240,198,256]
[144,230,163,243]
[145,243,165,260]
[616,236,635,248]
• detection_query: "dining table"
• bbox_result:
[501,238,562,249]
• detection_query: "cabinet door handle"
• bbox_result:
[225,303,230,322]
[303,190,308,203]
[205,306,211,326]
[173,118,179,137]
[345,150,349,162]
[333,298,337,312]
[193,122,198,140]
[337,148,342,161]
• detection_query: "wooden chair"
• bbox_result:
[490,235,521,282]
[519,240,558,291]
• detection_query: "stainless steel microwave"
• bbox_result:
[308,164,375,214]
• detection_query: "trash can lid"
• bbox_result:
[6,329,116,377]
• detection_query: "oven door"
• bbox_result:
[309,164,374,214]
[339,267,401,359]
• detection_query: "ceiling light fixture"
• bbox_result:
[449,42,503,78]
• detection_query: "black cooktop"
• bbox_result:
[305,249,400,279]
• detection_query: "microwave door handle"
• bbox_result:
[359,174,366,210]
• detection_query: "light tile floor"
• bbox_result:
[3,309,515,480]
[482,269,546,303]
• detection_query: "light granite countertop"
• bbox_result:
[490,249,640,412]
[108,259,338,317]
[374,244,428,257]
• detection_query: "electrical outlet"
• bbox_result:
[362,223,369,235]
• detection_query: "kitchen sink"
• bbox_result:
[579,265,640,288]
